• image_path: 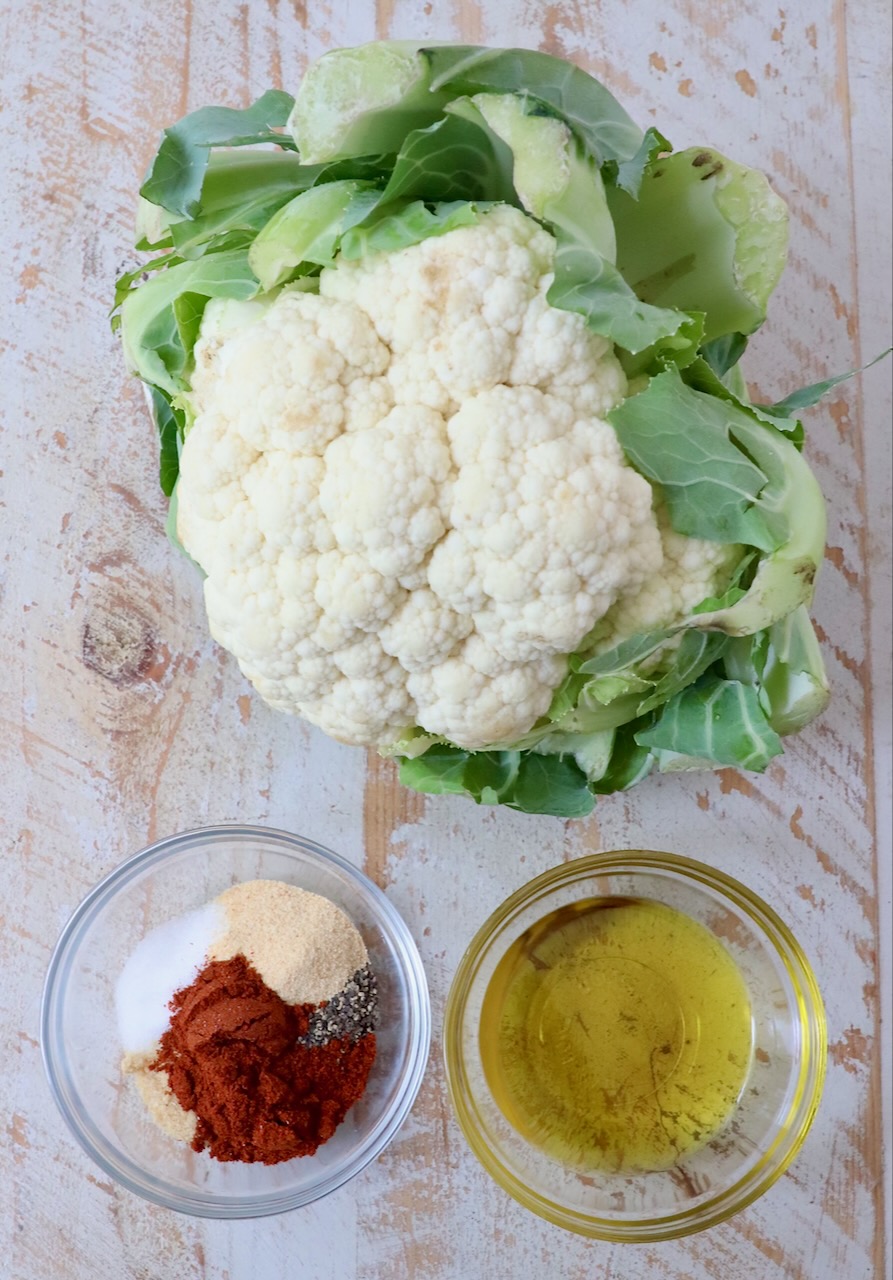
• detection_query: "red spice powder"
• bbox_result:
[152,954,376,1164]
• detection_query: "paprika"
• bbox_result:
[151,953,376,1164]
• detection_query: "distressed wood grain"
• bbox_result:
[0,1,890,1278]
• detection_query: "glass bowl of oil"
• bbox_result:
[443,850,826,1241]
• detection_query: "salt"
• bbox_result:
[115,902,224,1052]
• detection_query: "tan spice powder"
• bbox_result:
[209,880,368,1005]
[123,1046,197,1143]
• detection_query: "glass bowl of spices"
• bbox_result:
[443,850,826,1241]
[41,825,431,1217]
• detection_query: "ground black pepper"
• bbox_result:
[302,965,379,1045]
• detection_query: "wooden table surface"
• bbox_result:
[1,2,890,1277]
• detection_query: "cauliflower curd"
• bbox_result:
[177,207,722,749]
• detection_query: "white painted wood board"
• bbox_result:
[1,1,890,1277]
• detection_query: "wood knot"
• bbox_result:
[82,602,158,686]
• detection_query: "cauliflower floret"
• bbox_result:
[510,291,627,417]
[274,554,335,646]
[319,405,454,577]
[176,411,260,531]
[407,636,565,749]
[177,207,715,752]
[379,589,473,672]
[189,297,276,405]
[242,452,332,555]
[190,291,392,455]
[253,648,336,709]
[204,559,312,675]
[320,205,626,415]
[301,656,415,745]
[320,206,552,353]
[590,506,742,663]
[313,549,405,631]
[428,386,662,662]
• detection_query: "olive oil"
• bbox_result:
[481,897,753,1173]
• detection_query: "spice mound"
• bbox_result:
[117,880,378,1165]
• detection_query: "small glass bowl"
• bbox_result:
[41,825,431,1218]
[443,850,825,1241]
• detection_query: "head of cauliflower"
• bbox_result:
[176,206,726,751]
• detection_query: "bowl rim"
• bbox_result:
[443,848,827,1242]
[41,822,432,1218]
